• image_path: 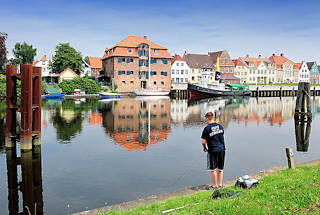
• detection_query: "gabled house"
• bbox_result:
[233,59,249,84]
[88,57,102,79]
[101,36,172,92]
[171,54,190,84]
[58,68,79,83]
[239,55,276,84]
[296,61,310,83]
[307,62,319,84]
[269,53,296,83]
[33,55,52,82]
[184,50,239,84]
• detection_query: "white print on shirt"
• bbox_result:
[209,125,223,137]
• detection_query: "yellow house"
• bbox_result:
[58,68,79,82]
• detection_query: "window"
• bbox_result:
[118,58,125,62]
[162,60,168,64]
[151,71,157,75]
[192,77,195,81]
[151,59,157,64]
[186,70,188,75]
[181,63,184,66]
[177,63,179,66]
[176,70,179,74]
[126,58,133,63]
[185,78,188,82]
[154,49,158,55]
[230,69,233,73]
[127,48,132,54]
[222,60,225,64]
[226,60,229,64]
[161,81,164,85]
[181,70,184,74]
[176,78,179,83]
[226,68,229,73]
[118,71,125,75]
[126,71,133,75]
[130,81,134,85]
[153,81,157,85]
[122,81,126,85]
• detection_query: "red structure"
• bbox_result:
[6,65,41,143]
[5,65,43,214]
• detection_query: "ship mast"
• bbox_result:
[148,45,151,88]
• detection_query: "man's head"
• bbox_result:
[205,112,214,124]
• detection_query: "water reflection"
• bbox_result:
[99,97,171,151]
[5,137,43,215]
[43,99,99,143]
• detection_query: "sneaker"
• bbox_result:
[218,185,225,189]
[206,185,218,190]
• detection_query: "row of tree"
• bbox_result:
[0,32,89,75]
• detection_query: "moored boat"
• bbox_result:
[99,92,122,99]
[45,94,65,99]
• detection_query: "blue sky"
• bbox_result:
[1,0,320,62]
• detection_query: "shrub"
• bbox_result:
[58,77,100,95]
[0,76,21,97]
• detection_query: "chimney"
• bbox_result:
[144,36,147,39]
[246,54,249,58]
[272,53,275,56]
[258,54,262,58]
[280,53,284,57]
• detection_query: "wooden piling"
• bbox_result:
[285,147,295,169]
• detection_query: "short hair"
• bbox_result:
[205,112,214,120]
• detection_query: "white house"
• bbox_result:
[171,55,190,84]
[33,55,52,82]
[81,59,92,77]
[297,61,310,82]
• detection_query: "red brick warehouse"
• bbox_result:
[101,36,172,92]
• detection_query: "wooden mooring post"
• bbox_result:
[285,147,295,169]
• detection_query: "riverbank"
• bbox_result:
[74,160,320,215]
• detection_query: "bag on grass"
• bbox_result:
[235,175,259,189]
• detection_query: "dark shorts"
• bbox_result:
[207,151,225,170]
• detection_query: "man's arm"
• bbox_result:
[201,139,207,152]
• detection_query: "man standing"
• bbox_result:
[201,112,225,189]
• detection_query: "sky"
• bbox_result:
[1,0,320,63]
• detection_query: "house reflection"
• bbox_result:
[99,97,171,151]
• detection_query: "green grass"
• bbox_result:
[100,164,320,215]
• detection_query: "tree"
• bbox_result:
[51,43,83,74]
[84,56,89,64]
[0,32,8,74]
[12,42,37,65]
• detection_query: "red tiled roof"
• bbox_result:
[294,62,302,70]
[233,59,246,67]
[58,68,79,77]
[33,61,39,66]
[171,54,185,65]
[40,56,46,61]
[88,57,102,69]
[269,55,294,70]
[108,36,167,50]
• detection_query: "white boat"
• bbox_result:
[134,89,170,96]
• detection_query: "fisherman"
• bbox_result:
[201,112,226,189]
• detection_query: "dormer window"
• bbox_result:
[127,48,132,54]
[154,49,159,55]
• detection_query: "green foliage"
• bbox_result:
[0,32,8,74]
[0,76,21,97]
[102,163,320,215]
[58,77,100,95]
[114,83,118,91]
[51,43,83,74]
[12,42,37,65]
[84,56,89,64]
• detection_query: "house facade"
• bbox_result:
[101,36,172,92]
[296,61,310,83]
[240,56,276,84]
[233,59,249,84]
[88,57,102,79]
[184,50,239,84]
[307,62,319,84]
[33,55,52,82]
[58,68,79,83]
[269,54,296,83]
[171,54,190,84]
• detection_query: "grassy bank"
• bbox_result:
[101,164,320,215]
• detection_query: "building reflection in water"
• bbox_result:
[172,97,319,129]
[99,97,171,151]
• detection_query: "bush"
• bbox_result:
[58,77,100,95]
[0,76,21,97]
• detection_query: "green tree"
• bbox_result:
[12,42,37,65]
[51,43,83,74]
[58,77,100,94]
[0,32,8,73]
[84,56,89,64]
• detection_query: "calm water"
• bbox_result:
[0,96,320,214]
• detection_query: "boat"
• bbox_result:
[134,89,170,96]
[187,56,251,99]
[99,92,122,99]
[45,94,65,99]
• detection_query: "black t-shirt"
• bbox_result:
[201,122,225,152]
